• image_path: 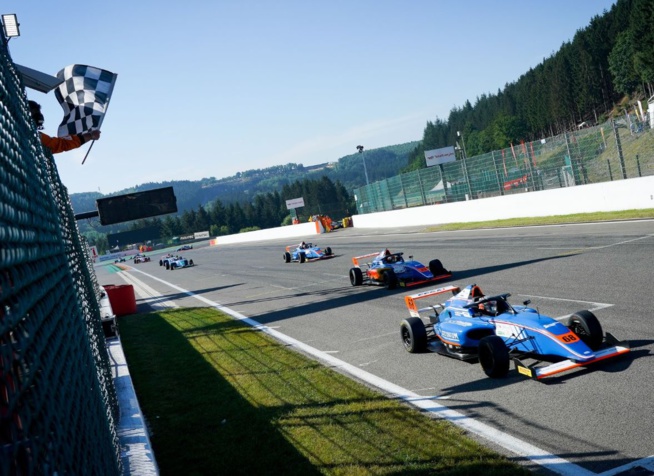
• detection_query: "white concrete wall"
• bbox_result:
[211,221,323,245]
[352,175,654,228]
[209,176,654,244]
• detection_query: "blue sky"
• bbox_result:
[4,1,616,194]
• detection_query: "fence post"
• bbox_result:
[417,170,427,206]
[607,159,613,181]
[399,174,409,208]
[438,164,449,203]
[461,159,473,200]
[636,154,642,177]
[491,151,504,195]
[612,119,627,179]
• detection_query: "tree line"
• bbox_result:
[404,0,654,171]
[86,176,354,253]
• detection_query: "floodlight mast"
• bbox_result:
[1,14,20,41]
[356,145,369,186]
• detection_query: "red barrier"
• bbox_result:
[104,284,137,317]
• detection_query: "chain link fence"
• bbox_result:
[354,116,654,214]
[1,37,121,474]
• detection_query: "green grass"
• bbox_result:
[119,308,530,475]
[424,208,654,232]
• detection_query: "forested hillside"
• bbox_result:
[70,141,418,219]
[404,0,654,171]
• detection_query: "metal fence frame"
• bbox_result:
[355,117,654,214]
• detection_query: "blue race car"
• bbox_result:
[283,242,334,263]
[400,284,630,379]
[168,256,194,270]
[349,249,451,290]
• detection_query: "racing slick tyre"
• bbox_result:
[284,252,291,263]
[189,260,194,266]
[159,260,163,266]
[429,259,447,276]
[400,318,427,353]
[479,335,510,378]
[165,262,170,270]
[170,263,176,270]
[567,310,603,351]
[383,270,397,290]
[299,253,306,263]
[325,247,332,256]
[349,267,363,286]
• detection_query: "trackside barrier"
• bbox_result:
[208,175,653,245]
[210,221,321,246]
[352,175,654,228]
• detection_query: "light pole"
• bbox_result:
[457,131,473,199]
[356,145,369,186]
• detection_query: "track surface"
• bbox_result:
[96,221,654,475]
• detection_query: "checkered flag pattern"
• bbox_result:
[54,64,117,138]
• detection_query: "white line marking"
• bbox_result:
[517,294,614,320]
[351,331,397,343]
[116,269,639,476]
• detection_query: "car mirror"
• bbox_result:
[523,299,531,306]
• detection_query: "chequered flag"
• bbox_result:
[54,64,117,138]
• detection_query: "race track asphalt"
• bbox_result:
[95,220,654,476]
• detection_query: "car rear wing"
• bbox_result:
[351,252,380,267]
[405,285,461,317]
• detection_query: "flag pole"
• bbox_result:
[81,140,95,165]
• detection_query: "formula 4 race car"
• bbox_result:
[166,256,194,270]
[283,242,334,263]
[349,249,451,290]
[159,254,175,267]
[133,254,151,263]
[400,284,630,379]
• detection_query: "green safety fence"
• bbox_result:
[0,35,121,475]
[355,115,654,214]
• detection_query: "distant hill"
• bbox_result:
[70,141,419,218]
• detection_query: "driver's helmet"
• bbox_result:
[478,300,498,316]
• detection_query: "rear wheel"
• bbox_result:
[383,270,397,290]
[400,318,427,353]
[349,267,363,286]
[479,335,510,378]
[299,253,306,263]
[283,252,291,263]
[165,262,170,270]
[159,260,163,266]
[429,259,447,276]
[567,310,603,350]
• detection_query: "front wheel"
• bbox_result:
[189,259,194,266]
[170,263,176,270]
[400,318,427,353]
[429,259,447,276]
[283,252,291,263]
[299,253,306,263]
[325,247,332,256]
[383,270,397,290]
[349,267,363,286]
[478,335,510,378]
[567,310,603,350]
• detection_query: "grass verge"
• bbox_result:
[424,208,654,232]
[119,308,530,475]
